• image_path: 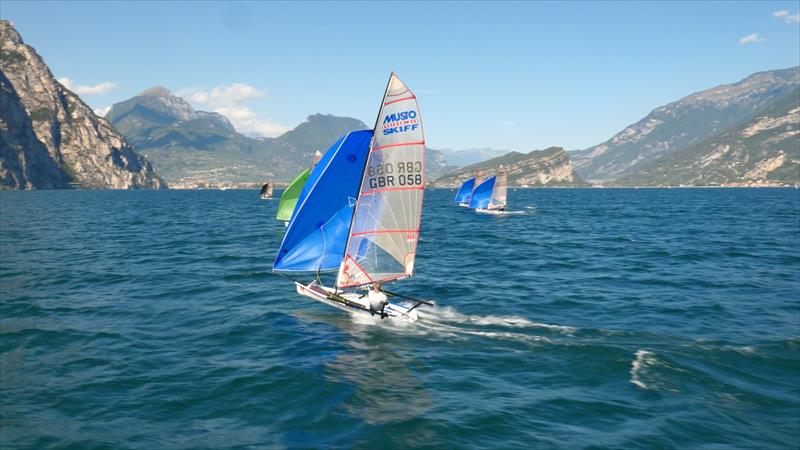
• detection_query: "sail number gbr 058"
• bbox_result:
[367,161,423,189]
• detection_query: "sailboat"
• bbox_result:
[454,178,475,207]
[454,169,486,207]
[259,180,273,199]
[273,73,428,323]
[276,151,323,226]
[469,166,508,214]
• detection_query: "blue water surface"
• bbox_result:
[1,188,798,449]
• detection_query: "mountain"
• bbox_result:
[106,86,235,139]
[107,89,451,186]
[573,67,800,183]
[106,87,271,186]
[269,114,367,161]
[431,147,588,188]
[617,89,799,186]
[435,147,509,167]
[0,20,164,189]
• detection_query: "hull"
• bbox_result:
[458,202,470,207]
[475,208,523,215]
[295,282,419,323]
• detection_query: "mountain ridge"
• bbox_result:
[572,67,800,183]
[616,88,799,186]
[107,88,451,186]
[0,20,165,189]
[431,147,588,188]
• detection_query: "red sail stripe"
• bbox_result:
[383,96,416,106]
[351,229,419,237]
[345,254,373,282]
[362,186,424,196]
[372,141,425,152]
[339,273,408,289]
[385,88,409,97]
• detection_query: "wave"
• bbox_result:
[630,349,656,389]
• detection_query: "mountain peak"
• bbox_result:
[0,20,23,46]
[138,86,174,97]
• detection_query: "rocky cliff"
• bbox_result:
[432,147,588,188]
[0,20,164,189]
[616,89,799,186]
[572,67,800,183]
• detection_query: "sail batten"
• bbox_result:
[337,74,425,288]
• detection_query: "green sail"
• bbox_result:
[276,168,311,222]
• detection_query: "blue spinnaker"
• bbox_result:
[454,178,475,203]
[468,176,496,209]
[273,130,373,272]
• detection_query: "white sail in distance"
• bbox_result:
[492,166,508,208]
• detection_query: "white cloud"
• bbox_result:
[773,10,800,23]
[57,77,116,95]
[179,83,287,137]
[738,33,766,45]
[94,106,111,117]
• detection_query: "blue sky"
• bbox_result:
[2,1,799,151]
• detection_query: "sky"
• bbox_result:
[2,1,799,151]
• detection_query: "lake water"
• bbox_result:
[1,188,798,449]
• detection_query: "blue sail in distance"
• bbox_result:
[454,178,475,203]
[468,176,497,209]
[273,130,373,272]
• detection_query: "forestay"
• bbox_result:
[337,74,425,288]
[273,130,372,272]
[454,178,475,203]
[468,176,497,209]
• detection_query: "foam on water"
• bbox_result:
[630,349,656,389]
[418,305,576,333]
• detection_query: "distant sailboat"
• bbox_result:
[454,178,475,206]
[260,180,273,199]
[273,73,430,322]
[276,151,323,226]
[469,166,508,214]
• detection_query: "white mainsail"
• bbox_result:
[491,166,508,208]
[336,74,425,288]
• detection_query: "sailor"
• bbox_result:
[368,282,389,318]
